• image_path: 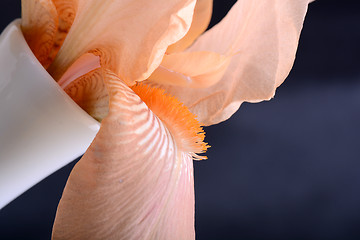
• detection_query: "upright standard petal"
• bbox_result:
[151,0,311,125]
[149,0,227,89]
[167,0,213,53]
[21,0,58,67]
[52,70,196,240]
[48,0,196,85]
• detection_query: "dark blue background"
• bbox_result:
[1,0,360,239]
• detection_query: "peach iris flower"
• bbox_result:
[21,0,312,239]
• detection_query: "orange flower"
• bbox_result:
[21,0,312,239]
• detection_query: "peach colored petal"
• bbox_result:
[167,0,213,53]
[52,70,195,240]
[48,0,196,85]
[49,0,77,62]
[149,51,231,88]
[151,0,312,126]
[64,68,108,122]
[58,53,106,122]
[21,0,58,67]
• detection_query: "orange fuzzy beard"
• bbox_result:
[131,83,209,160]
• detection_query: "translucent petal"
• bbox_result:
[152,0,312,126]
[149,51,230,88]
[167,0,213,53]
[48,0,196,85]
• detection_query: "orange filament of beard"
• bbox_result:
[131,83,209,160]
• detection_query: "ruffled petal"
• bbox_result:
[52,70,195,240]
[167,0,213,53]
[151,0,311,126]
[21,0,58,67]
[48,0,196,85]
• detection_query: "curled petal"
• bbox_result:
[52,70,195,240]
[21,0,58,67]
[167,0,213,53]
[48,0,196,84]
[152,0,311,125]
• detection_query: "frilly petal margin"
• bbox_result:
[52,70,195,240]
[149,0,312,126]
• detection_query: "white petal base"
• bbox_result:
[0,21,100,209]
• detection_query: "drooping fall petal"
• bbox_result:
[21,0,58,67]
[167,0,213,53]
[48,0,196,85]
[52,70,197,240]
[151,0,312,125]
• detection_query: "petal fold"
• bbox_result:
[52,70,195,240]
[167,0,213,53]
[149,51,230,88]
[152,0,311,125]
[48,0,196,85]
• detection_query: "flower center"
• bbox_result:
[131,83,209,160]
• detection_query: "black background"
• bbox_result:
[1,0,360,239]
